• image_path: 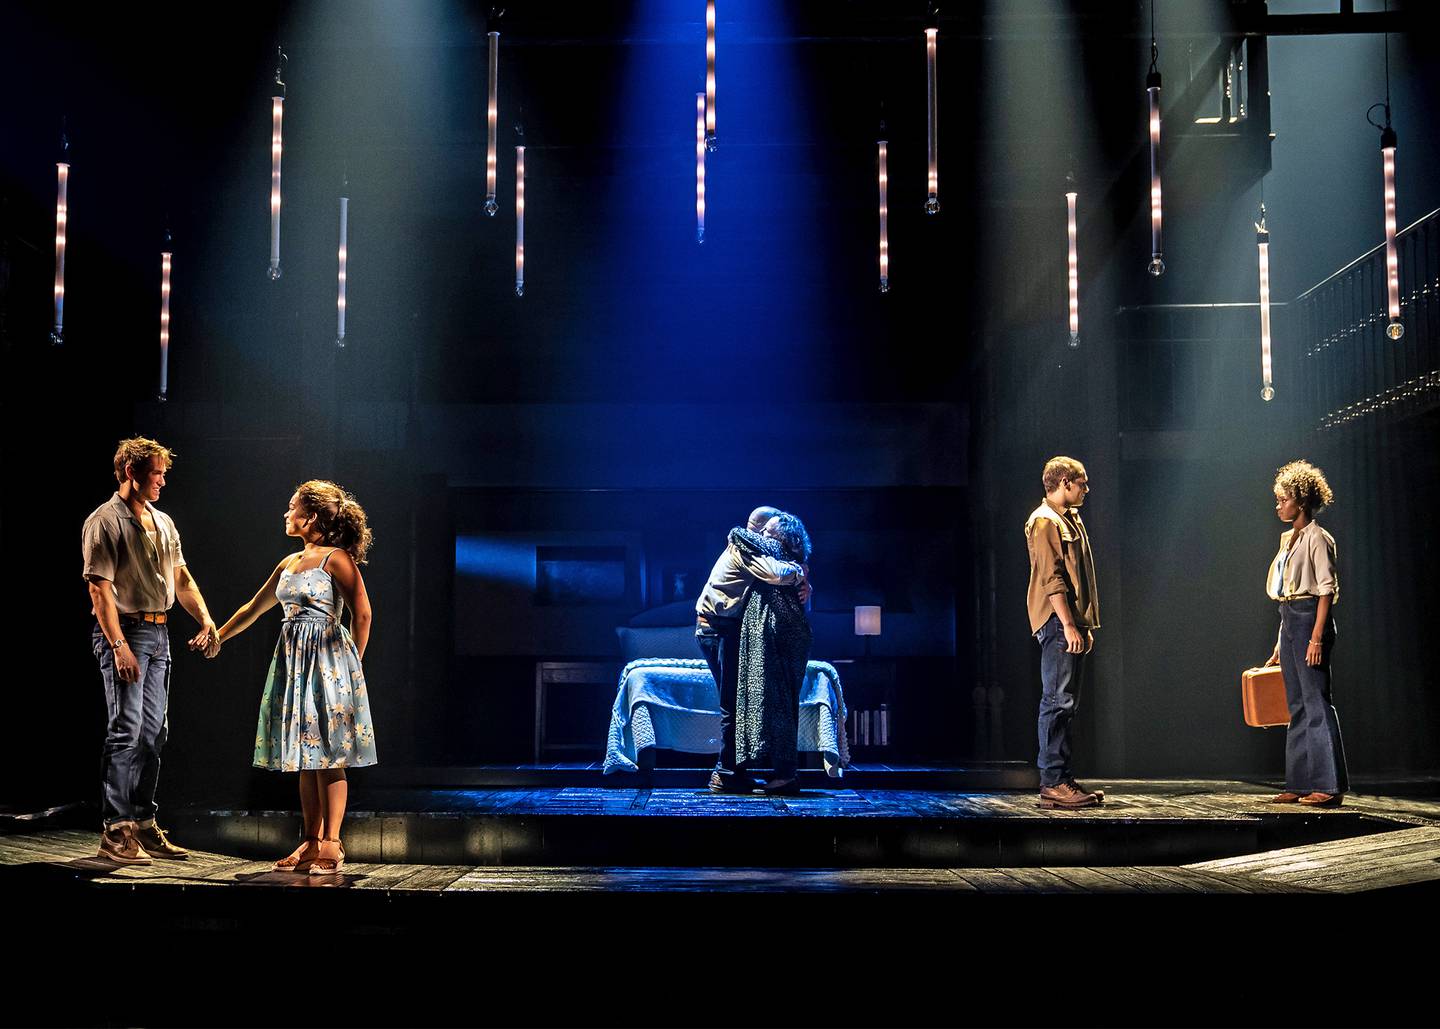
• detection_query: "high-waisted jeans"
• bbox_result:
[1278,597,1349,795]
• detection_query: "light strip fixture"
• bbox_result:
[1256,203,1274,401]
[486,29,500,216]
[269,48,286,281]
[51,132,69,345]
[878,139,889,292]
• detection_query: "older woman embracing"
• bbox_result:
[733,512,814,796]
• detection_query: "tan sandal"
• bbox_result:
[273,836,321,872]
[308,837,345,876]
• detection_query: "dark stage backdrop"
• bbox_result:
[3,3,1439,815]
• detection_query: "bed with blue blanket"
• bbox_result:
[602,657,852,776]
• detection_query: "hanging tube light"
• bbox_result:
[1256,204,1274,401]
[51,132,70,346]
[1145,2,1164,277]
[486,30,500,216]
[159,235,172,400]
[878,139,889,293]
[337,190,349,348]
[515,145,525,296]
[925,27,939,215]
[1066,190,1080,347]
[696,92,706,243]
[705,1,717,151]
[1146,73,1164,275]
[1381,124,1402,340]
[268,48,286,281]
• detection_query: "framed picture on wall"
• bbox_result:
[659,564,706,605]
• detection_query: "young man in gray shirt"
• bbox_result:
[82,438,219,863]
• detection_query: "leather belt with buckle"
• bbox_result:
[121,612,168,624]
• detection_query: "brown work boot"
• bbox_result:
[98,822,153,865]
[1066,779,1105,802]
[134,821,190,859]
[1038,781,1101,809]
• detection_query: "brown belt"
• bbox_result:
[120,611,168,624]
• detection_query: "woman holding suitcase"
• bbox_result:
[1263,460,1348,807]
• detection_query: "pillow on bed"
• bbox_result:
[616,625,701,663]
[627,599,698,628]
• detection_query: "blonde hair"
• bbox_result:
[1274,460,1335,515]
[1042,456,1086,493]
[113,437,174,483]
[295,480,374,563]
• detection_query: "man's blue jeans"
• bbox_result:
[1035,614,1087,788]
[92,620,171,826]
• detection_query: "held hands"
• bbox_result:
[188,624,222,659]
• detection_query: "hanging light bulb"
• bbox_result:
[705,1,717,151]
[158,233,172,401]
[269,47,286,281]
[515,144,525,296]
[1381,124,1402,341]
[1066,189,1080,347]
[337,182,349,348]
[50,126,69,346]
[925,26,939,215]
[1256,202,1274,401]
[878,139,889,293]
[696,92,706,244]
[486,29,500,217]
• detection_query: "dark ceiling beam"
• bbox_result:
[1237,10,1412,37]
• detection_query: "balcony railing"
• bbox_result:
[1294,208,1440,431]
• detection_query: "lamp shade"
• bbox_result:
[855,606,882,637]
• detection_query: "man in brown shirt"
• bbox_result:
[1024,456,1103,809]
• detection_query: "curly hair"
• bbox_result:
[1042,456,1086,493]
[295,480,374,563]
[771,512,812,564]
[113,437,174,482]
[1273,460,1335,514]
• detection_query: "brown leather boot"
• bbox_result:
[134,821,190,859]
[1038,781,1101,809]
[98,822,153,865]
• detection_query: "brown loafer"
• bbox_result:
[1298,792,1343,807]
[1270,792,1302,804]
[1038,782,1101,809]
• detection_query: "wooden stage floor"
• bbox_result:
[5,779,1440,895]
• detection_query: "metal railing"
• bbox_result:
[1294,208,1440,431]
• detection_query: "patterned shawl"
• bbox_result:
[731,527,813,771]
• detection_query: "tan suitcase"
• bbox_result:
[1241,665,1289,728]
